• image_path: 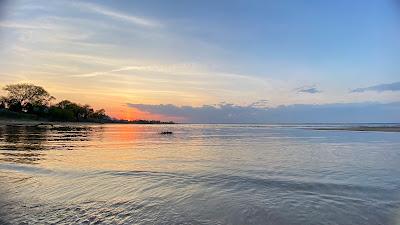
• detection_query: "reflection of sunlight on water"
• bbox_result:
[0,124,220,172]
[0,124,400,224]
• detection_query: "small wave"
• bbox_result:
[0,163,54,175]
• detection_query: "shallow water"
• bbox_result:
[0,124,399,225]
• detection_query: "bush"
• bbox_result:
[0,109,38,120]
[48,107,74,121]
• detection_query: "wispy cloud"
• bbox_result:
[351,82,400,93]
[73,2,162,28]
[247,99,269,108]
[296,85,321,94]
[0,21,54,29]
[70,64,269,84]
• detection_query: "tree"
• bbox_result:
[48,106,74,121]
[0,83,114,123]
[3,84,54,113]
[55,100,82,121]
[89,109,110,121]
[56,100,74,110]
[54,100,103,121]
[81,104,94,120]
[0,97,7,109]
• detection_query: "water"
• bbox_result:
[0,124,399,225]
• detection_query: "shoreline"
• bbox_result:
[0,119,175,126]
[311,126,400,132]
[1,119,399,132]
[0,119,99,126]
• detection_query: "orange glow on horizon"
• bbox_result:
[107,106,183,122]
[44,91,181,122]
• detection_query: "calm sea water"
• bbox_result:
[0,124,399,225]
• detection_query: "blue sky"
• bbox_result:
[0,0,399,122]
[86,0,400,80]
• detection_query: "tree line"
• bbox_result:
[0,83,111,122]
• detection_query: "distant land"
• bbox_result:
[0,83,174,124]
[310,126,400,132]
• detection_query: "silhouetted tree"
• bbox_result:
[81,104,94,120]
[0,83,166,124]
[52,100,109,122]
[3,84,54,113]
[56,100,74,110]
[89,109,110,121]
[48,106,74,121]
[55,100,83,121]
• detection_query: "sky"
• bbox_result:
[0,0,399,122]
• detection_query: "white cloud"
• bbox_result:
[70,64,270,84]
[351,82,400,93]
[73,2,162,28]
[0,21,54,29]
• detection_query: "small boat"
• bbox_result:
[159,131,173,135]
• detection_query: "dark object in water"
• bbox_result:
[159,131,173,135]
[34,123,54,128]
